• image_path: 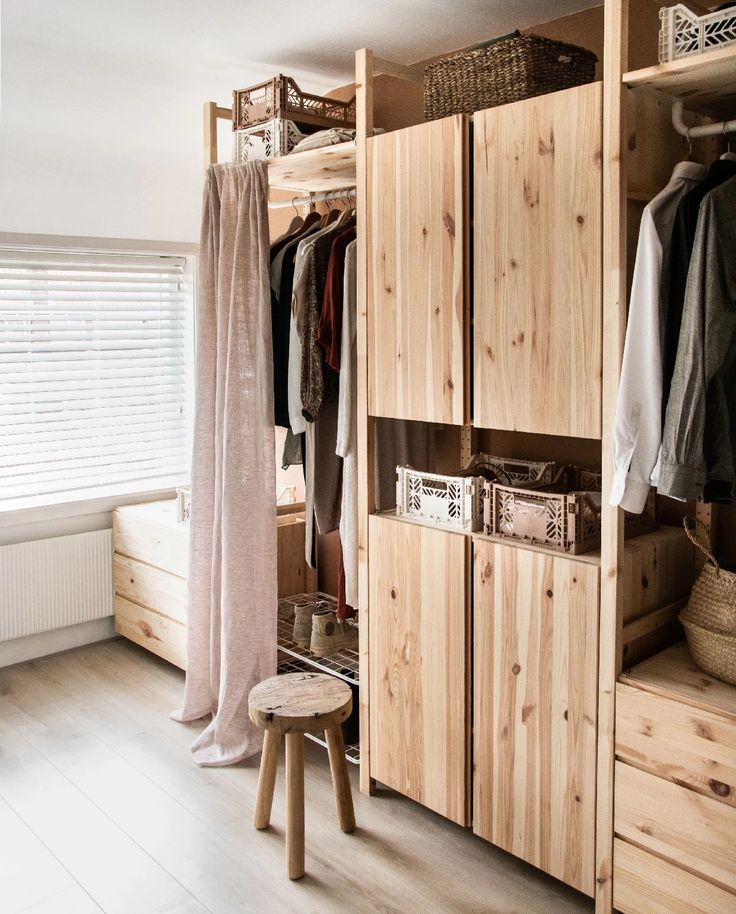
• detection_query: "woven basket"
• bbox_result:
[424,34,597,120]
[679,517,736,686]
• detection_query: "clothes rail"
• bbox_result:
[268,187,356,210]
[671,100,736,139]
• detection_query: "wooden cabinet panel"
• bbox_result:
[113,502,189,578]
[368,515,468,824]
[473,539,598,895]
[367,116,467,424]
[474,83,602,438]
[113,554,187,625]
[614,839,736,914]
[615,760,736,893]
[616,683,736,808]
[114,595,186,670]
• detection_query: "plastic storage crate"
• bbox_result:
[233,75,356,132]
[469,454,559,488]
[483,466,658,555]
[233,118,304,162]
[396,465,486,532]
[659,4,736,63]
[176,486,191,523]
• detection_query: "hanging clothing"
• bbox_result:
[658,176,736,502]
[317,226,357,371]
[336,240,358,617]
[660,159,736,415]
[610,161,706,513]
[174,162,276,767]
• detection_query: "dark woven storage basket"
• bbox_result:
[424,34,597,120]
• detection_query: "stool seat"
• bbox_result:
[249,671,352,734]
[248,670,357,880]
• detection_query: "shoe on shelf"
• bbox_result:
[310,610,359,657]
[292,600,328,648]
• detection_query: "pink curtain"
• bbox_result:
[173,162,277,766]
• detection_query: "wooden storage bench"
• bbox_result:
[113,500,315,670]
[614,642,736,913]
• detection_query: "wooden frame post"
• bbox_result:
[598,1,629,912]
[355,48,376,796]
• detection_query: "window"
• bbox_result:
[0,247,193,511]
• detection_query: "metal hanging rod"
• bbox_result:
[672,100,736,139]
[268,186,356,210]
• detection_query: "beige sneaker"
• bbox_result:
[292,600,328,648]
[310,611,359,657]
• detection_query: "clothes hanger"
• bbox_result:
[284,198,305,236]
[720,121,736,162]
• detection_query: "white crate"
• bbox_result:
[659,4,736,63]
[396,466,485,532]
[176,486,191,523]
[233,117,304,162]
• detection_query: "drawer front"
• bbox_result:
[615,761,736,893]
[114,553,187,624]
[617,683,736,808]
[614,838,736,914]
[113,512,188,577]
[114,595,186,670]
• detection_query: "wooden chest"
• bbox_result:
[113,500,314,670]
[614,642,736,913]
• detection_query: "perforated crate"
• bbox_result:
[482,466,658,555]
[233,118,304,162]
[176,486,191,523]
[233,75,356,132]
[659,4,736,63]
[469,454,559,488]
[396,465,486,532]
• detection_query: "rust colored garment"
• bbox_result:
[317,226,356,371]
[337,541,356,621]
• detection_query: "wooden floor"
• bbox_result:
[0,639,593,914]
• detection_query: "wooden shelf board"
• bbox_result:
[268,141,356,193]
[619,641,736,723]
[623,45,736,115]
[471,531,602,566]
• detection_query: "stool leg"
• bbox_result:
[325,725,356,833]
[254,730,281,830]
[285,732,305,880]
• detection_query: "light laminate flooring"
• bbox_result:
[0,639,593,914]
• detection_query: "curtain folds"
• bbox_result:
[173,162,277,767]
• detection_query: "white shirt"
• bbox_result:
[610,161,706,513]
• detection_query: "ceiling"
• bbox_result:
[5,0,601,93]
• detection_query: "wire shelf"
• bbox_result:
[276,653,360,764]
[277,594,359,684]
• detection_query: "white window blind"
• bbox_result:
[0,248,193,510]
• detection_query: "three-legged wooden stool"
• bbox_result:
[248,671,356,879]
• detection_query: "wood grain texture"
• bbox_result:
[474,82,602,438]
[621,526,695,624]
[613,838,736,914]
[276,514,314,597]
[368,514,468,825]
[113,554,187,625]
[367,115,467,424]
[616,682,736,808]
[285,732,305,880]
[113,502,189,578]
[254,730,281,830]
[325,725,356,833]
[113,596,186,670]
[615,761,736,893]
[249,672,352,734]
[473,540,599,895]
[268,141,356,193]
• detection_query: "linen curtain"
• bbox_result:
[174,162,277,766]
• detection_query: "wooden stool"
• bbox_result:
[248,671,356,879]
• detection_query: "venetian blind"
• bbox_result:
[0,248,193,509]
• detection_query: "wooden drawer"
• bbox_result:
[614,838,736,914]
[616,682,736,807]
[114,595,186,670]
[113,508,188,577]
[615,761,736,893]
[114,554,187,625]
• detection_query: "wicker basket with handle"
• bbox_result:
[679,517,736,686]
[423,34,597,121]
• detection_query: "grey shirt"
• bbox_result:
[658,176,736,501]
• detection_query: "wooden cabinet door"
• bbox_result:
[367,116,467,424]
[368,515,469,824]
[473,540,599,895]
[474,83,602,438]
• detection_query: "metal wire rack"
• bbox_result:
[277,595,359,683]
[277,654,360,764]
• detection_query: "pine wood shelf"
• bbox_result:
[622,45,736,115]
[267,141,356,192]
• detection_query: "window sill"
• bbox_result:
[0,484,184,528]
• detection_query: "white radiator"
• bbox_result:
[0,530,113,641]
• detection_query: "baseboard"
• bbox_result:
[0,617,118,668]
